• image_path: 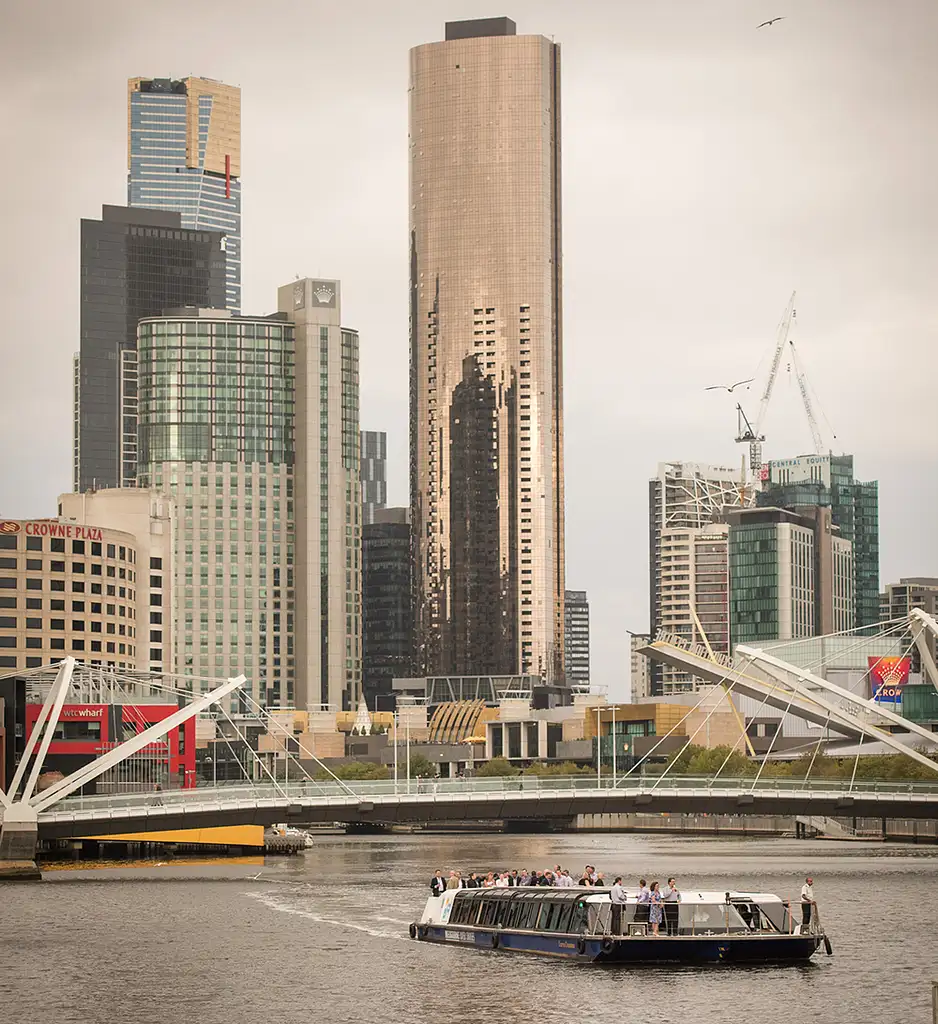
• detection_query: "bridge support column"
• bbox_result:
[0,806,41,881]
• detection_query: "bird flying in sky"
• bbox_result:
[757,17,785,28]
[705,378,754,393]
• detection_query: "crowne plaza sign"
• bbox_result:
[0,521,104,541]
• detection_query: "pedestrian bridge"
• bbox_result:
[34,774,938,840]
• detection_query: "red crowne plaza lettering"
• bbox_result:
[24,522,103,541]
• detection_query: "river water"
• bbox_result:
[3,833,935,1023]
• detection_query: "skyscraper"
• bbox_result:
[563,590,590,692]
[362,507,412,711]
[758,454,879,628]
[410,18,565,681]
[128,77,241,312]
[727,506,854,645]
[75,205,226,493]
[136,308,296,709]
[279,279,361,712]
[360,430,387,525]
[648,462,748,694]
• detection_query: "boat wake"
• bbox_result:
[244,890,409,941]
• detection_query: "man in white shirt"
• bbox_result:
[662,877,681,936]
[800,876,814,931]
[610,876,628,935]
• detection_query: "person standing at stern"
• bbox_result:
[800,876,815,931]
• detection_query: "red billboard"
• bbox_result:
[869,656,911,703]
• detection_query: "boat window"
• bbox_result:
[689,903,750,934]
[517,895,540,930]
[552,903,575,933]
[587,903,610,935]
[479,900,496,928]
[570,902,589,934]
[754,901,789,934]
[502,900,523,930]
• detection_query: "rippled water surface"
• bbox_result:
[3,834,936,1023]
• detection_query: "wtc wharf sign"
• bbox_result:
[0,521,104,541]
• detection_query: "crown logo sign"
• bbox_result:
[313,284,335,304]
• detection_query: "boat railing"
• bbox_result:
[594,896,826,939]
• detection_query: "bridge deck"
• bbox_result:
[30,776,938,839]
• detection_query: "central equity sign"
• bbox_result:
[0,521,104,541]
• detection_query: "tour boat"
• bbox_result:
[409,886,832,963]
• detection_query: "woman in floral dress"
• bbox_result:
[648,881,664,935]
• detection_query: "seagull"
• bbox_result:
[705,378,754,393]
[757,17,785,28]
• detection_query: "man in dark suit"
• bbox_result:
[430,870,446,897]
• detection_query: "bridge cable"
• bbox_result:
[231,688,358,797]
[647,659,757,794]
[711,677,778,784]
[801,712,833,789]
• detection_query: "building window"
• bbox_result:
[0,537,15,551]
[50,638,65,650]
[73,540,85,555]
[26,536,42,551]
[0,578,15,589]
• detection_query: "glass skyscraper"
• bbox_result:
[360,430,387,526]
[136,310,295,709]
[410,18,565,682]
[128,77,241,312]
[758,454,879,629]
[75,205,226,493]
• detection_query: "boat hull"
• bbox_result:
[417,925,821,964]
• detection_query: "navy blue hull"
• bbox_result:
[418,926,821,964]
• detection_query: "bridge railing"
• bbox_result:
[39,772,938,818]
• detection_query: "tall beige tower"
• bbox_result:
[279,279,362,713]
[409,17,564,682]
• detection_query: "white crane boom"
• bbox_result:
[754,291,796,436]
[788,340,825,454]
[735,291,796,475]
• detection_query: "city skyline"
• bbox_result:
[1,1,936,699]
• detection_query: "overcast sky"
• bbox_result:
[1,0,935,699]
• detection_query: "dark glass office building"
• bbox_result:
[360,430,387,525]
[362,508,412,710]
[74,205,226,493]
[758,454,879,629]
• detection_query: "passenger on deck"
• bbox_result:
[648,881,663,936]
[636,878,650,926]
[662,877,681,935]
[430,870,446,897]
[510,869,520,886]
[610,876,627,934]
[446,871,460,890]
[800,877,814,930]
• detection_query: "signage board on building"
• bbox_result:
[0,521,104,541]
[869,656,911,704]
[766,455,832,487]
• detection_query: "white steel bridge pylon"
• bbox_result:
[635,609,938,779]
[0,658,245,878]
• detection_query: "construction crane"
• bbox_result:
[736,291,796,475]
[787,339,825,454]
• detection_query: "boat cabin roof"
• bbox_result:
[452,887,784,905]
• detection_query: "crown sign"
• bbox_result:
[313,285,334,304]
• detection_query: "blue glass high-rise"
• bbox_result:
[128,77,241,312]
